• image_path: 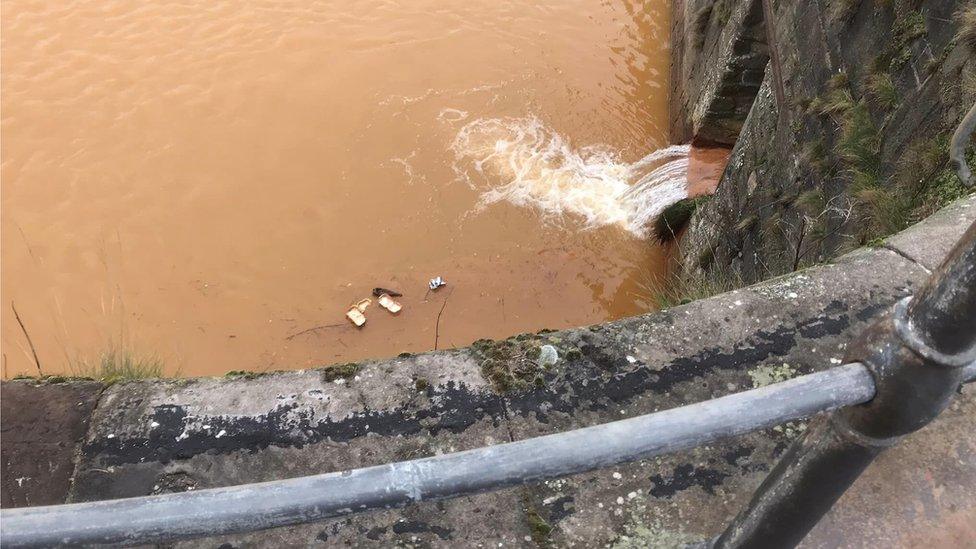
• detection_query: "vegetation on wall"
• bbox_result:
[803,60,974,248]
[662,0,976,313]
[644,259,742,309]
[653,196,709,243]
[959,3,976,54]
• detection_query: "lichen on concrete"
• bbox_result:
[747,362,798,388]
[609,494,700,549]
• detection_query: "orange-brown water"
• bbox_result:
[2,0,677,378]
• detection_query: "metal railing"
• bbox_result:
[2,211,975,547]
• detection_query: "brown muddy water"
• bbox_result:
[1,0,717,378]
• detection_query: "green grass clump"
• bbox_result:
[889,10,927,69]
[802,139,831,173]
[833,101,904,238]
[913,148,976,217]
[796,189,827,215]
[74,346,164,383]
[865,72,897,111]
[893,11,927,45]
[653,196,708,243]
[734,214,758,233]
[827,71,849,90]
[836,101,881,170]
[844,124,974,242]
[958,4,976,53]
[320,362,360,382]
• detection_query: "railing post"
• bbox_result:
[713,220,976,549]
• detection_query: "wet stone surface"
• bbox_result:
[1,380,103,508]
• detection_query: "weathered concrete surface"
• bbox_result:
[3,197,974,547]
[502,246,926,546]
[885,195,976,271]
[0,380,103,508]
[68,354,532,547]
[802,387,976,548]
[676,0,976,283]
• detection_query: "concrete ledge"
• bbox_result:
[63,247,929,547]
[2,197,974,547]
[884,195,976,271]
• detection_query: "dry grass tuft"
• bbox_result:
[956,3,976,54]
[73,345,164,383]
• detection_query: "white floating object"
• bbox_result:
[429,276,446,290]
[345,298,371,327]
[378,293,402,314]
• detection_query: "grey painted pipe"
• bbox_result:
[2,361,974,547]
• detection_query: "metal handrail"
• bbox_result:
[1,360,974,547]
[714,220,976,547]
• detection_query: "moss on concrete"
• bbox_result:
[414,377,430,392]
[320,362,361,382]
[224,370,288,381]
[225,370,262,380]
[473,337,554,393]
[525,506,553,545]
[654,196,709,243]
[10,374,97,385]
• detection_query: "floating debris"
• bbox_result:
[372,287,402,298]
[378,293,402,314]
[429,276,447,290]
[345,298,371,327]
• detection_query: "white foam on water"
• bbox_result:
[437,107,469,123]
[450,115,689,237]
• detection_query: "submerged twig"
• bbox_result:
[433,288,455,350]
[11,301,42,375]
[15,223,38,264]
[285,323,345,340]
